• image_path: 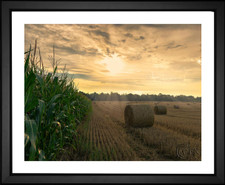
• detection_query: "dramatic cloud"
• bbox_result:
[91,30,110,40]
[25,24,201,96]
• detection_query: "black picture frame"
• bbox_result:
[1,0,224,184]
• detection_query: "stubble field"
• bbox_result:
[77,101,201,161]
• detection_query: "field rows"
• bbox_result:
[77,101,201,161]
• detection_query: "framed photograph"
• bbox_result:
[1,1,224,184]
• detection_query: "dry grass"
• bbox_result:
[77,101,201,161]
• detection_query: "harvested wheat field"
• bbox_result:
[77,101,201,161]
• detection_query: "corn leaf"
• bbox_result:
[25,119,37,150]
[38,150,46,161]
[36,100,45,125]
[48,94,61,106]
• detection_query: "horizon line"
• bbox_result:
[79,91,201,98]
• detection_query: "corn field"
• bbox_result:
[24,44,92,161]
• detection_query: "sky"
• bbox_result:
[25,24,201,97]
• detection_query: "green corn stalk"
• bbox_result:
[25,41,92,161]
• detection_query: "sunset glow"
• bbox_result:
[25,24,201,97]
[100,53,125,76]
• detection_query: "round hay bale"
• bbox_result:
[124,104,154,127]
[154,105,167,115]
[174,105,180,109]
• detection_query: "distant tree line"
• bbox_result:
[80,92,201,102]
